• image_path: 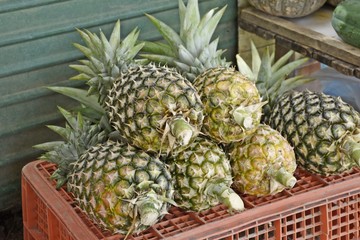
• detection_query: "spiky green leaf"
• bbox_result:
[33,141,64,151]
[145,13,183,54]
[141,41,175,57]
[236,54,254,81]
[269,57,309,87]
[47,125,69,140]
[140,54,176,66]
[250,41,261,80]
[48,86,104,114]
[109,20,121,51]
[271,50,294,72]
[181,0,200,35]
[198,5,226,52]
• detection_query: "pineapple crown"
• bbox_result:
[70,20,146,105]
[34,107,109,188]
[236,41,314,117]
[141,0,231,81]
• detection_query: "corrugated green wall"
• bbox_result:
[0,0,237,210]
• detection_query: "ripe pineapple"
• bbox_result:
[143,0,263,143]
[228,124,297,196]
[68,140,174,235]
[70,20,204,154]
[236,43,360,175]
[167,137,244,212]
[193,67,264,143]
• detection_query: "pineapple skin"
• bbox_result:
[229,124,297,196]
[268,90,360,176]
[193,67,262,143]
[106,64,204,154]
[67,141,173,235]
[167,137,236,211]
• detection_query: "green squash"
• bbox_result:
[247,0,327,18]
[332,0,360,48]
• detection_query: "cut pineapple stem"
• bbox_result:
[170,117,195,146]
[232,102,266,129]
[136,196,162,226]
[270,167,297,188]
[342,133,360,167]
[207,182,245,212]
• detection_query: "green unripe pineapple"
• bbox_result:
[268,90,360,175]
[167,137,244,212]
[68,140,174,236]
[106,64,204,154]
[69,20,204,155]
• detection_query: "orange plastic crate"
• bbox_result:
[22,160,360,240]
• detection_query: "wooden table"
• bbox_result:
[238,5,360,78]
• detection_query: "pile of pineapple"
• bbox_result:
[35,0,360,237]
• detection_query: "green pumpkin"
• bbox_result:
[327,0,343,7]
[332,0,360,48]
[247,0,327,18]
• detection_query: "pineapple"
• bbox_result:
[68,140,174,236]
[167,137,244,212]
[228,124,297,196]
[143,0,263,143]
[236,43,360,175]
[105,63,204,154]
[268,91,360,175]
[70,20,204,154]
[193,67,264,143]
[35,108,174,235]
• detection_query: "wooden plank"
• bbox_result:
[239,7,360,67]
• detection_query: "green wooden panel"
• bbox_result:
[0,0,237,210]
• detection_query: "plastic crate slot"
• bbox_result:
[242,192,291,208]
[206,229,236,240]
[322,167,360,184]
[228,220,277,240]
[327,194,360,240]
[47,210,59,240]
[290,176,326,194]
[156,213,202,236]
[281,207,323,239]
[36,196,48,236]
[198,204,231,223]
[129,227,164,240]
[22,176,37,228]
[233,222,276,240]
